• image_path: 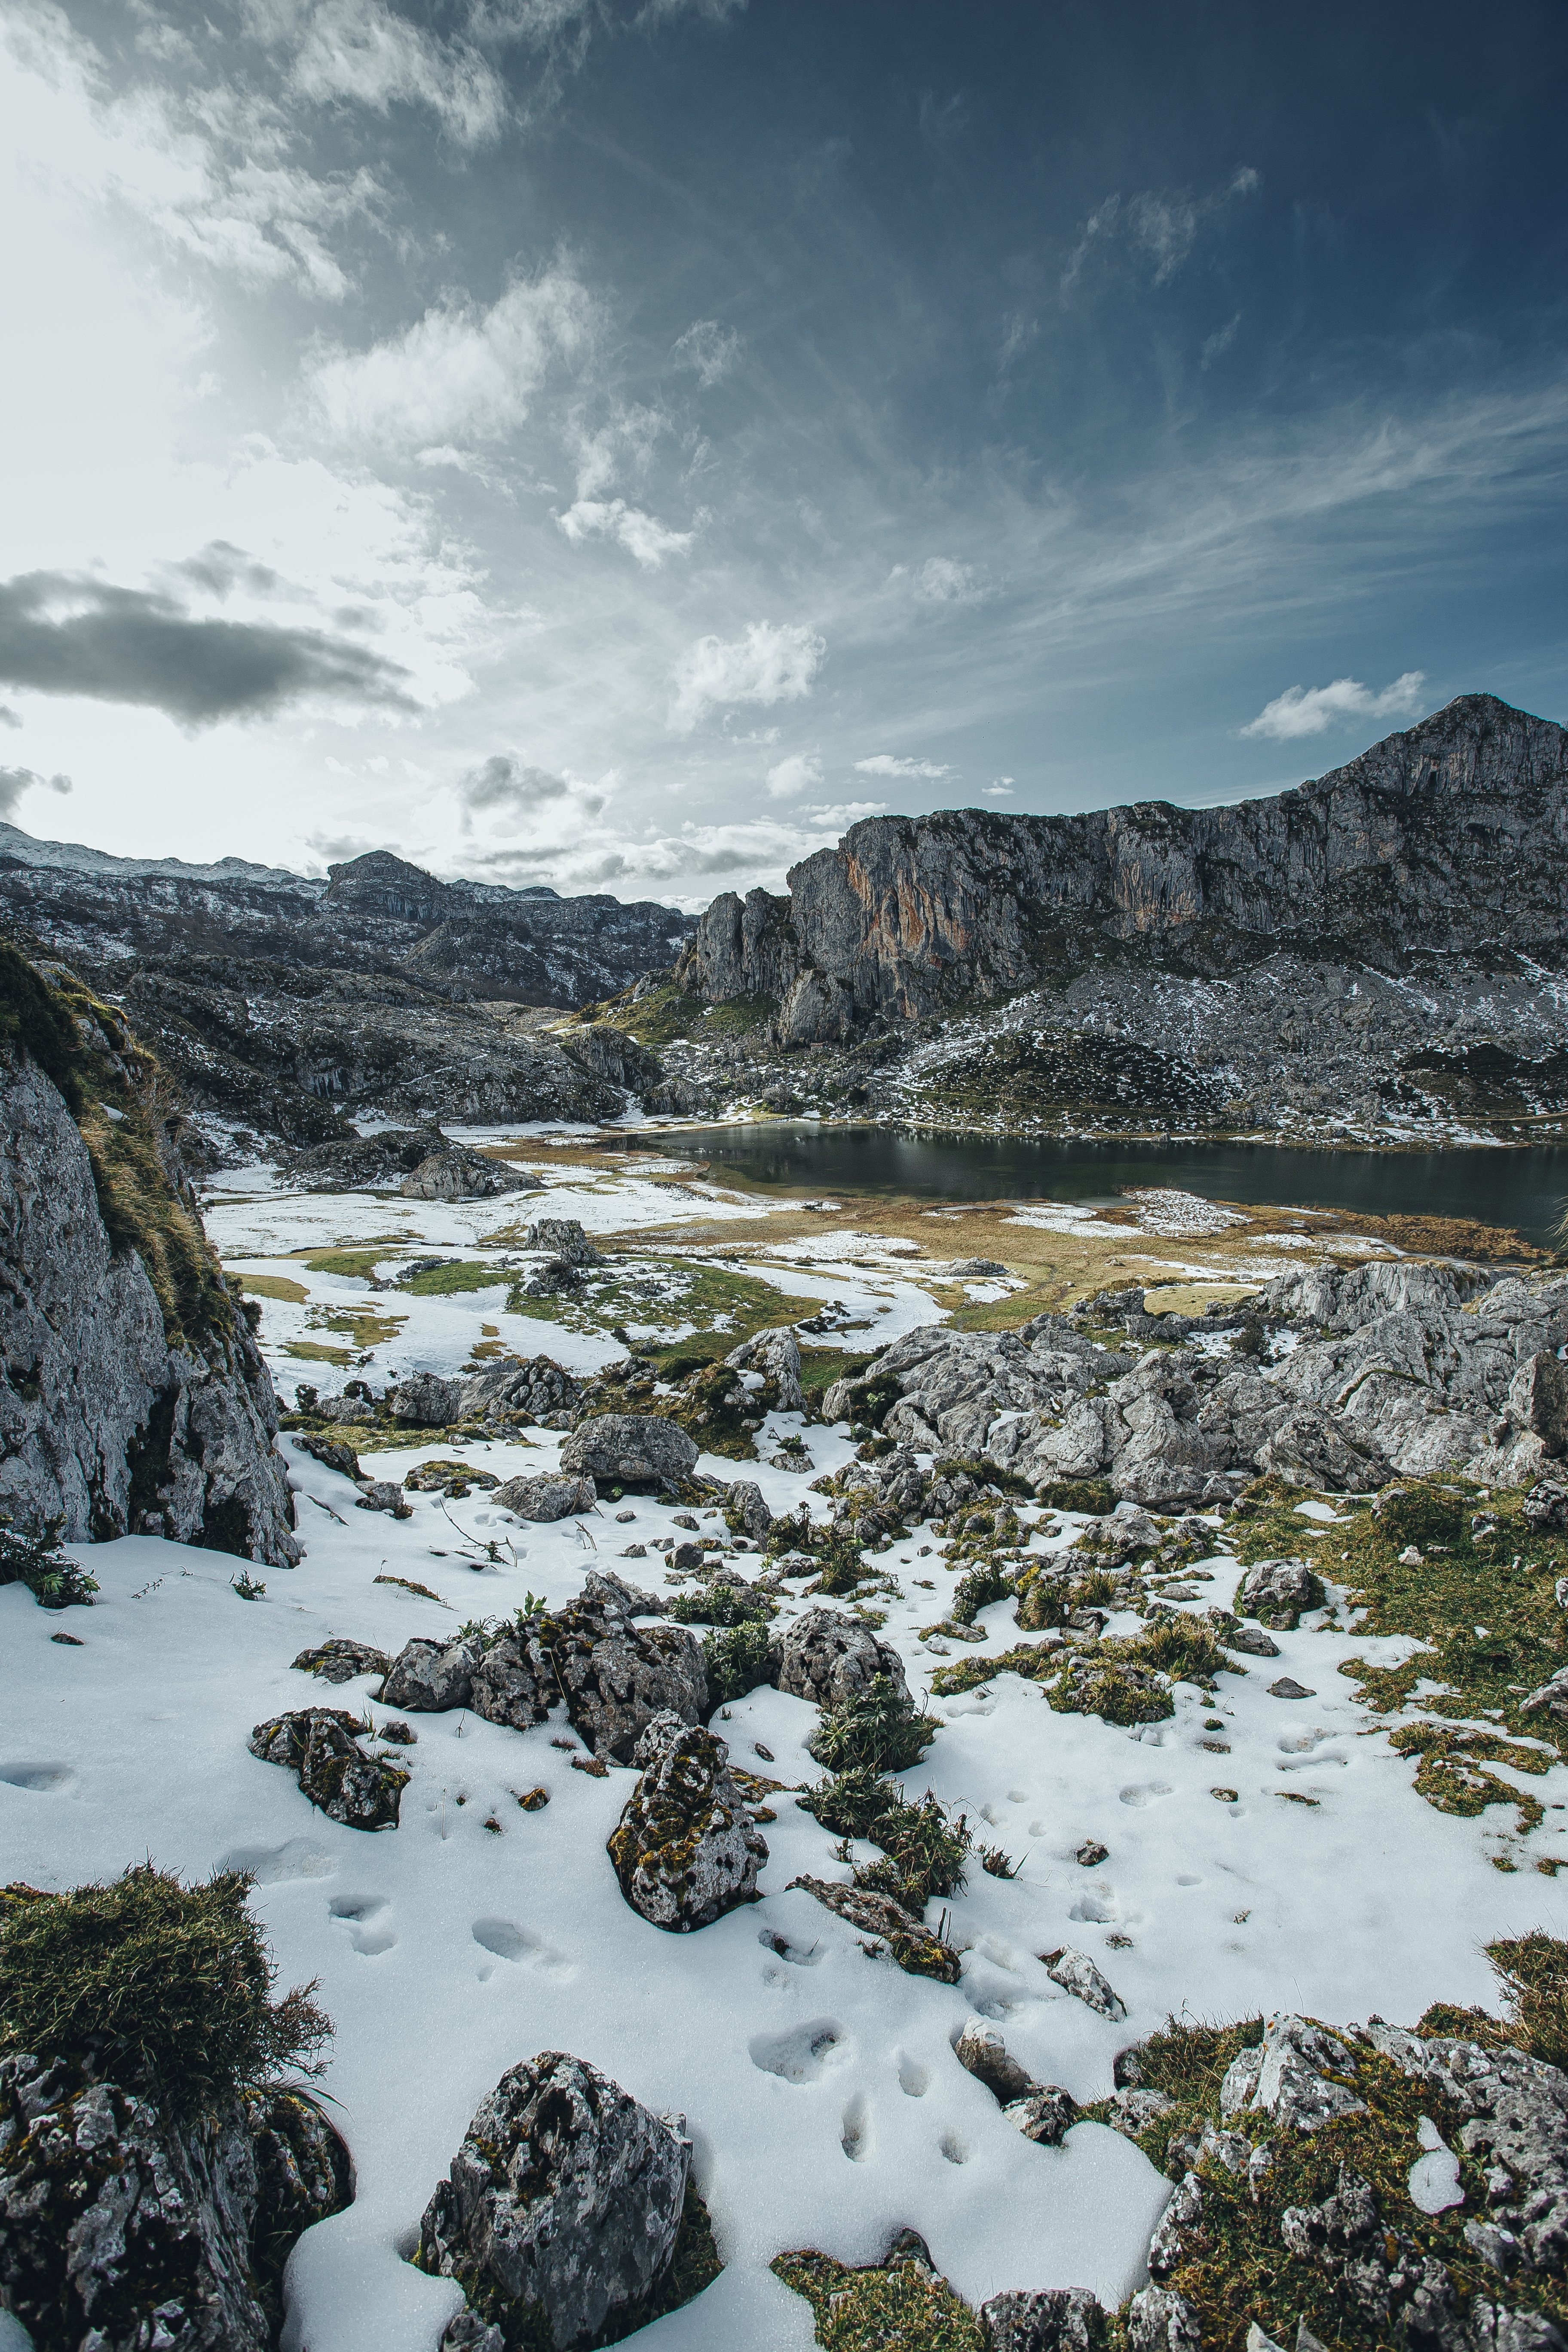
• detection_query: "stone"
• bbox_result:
[722,1478,774,1540]
[1221,2017,1366,2133]
[723,1325,805,1413]
[560,1414,699,1491]
[404,1458,500,1494]
[1005,2087,1080,2147]
[388,1369,463,1427]
[581,1568,662,1616]
[607,1711,767,1930]
[1076,1839,1110,1867]
[524,1217,604,1266]
[0,2053,348,2352]
[492,1471,597,1522]
[469,1633,552,1732]
[417,2052,690,2352]
[1237,1556,1325,1628]
[401,1146,536,1202]
[540,1605,708,1763]
[1225,1623,1283,1658]
[247,1708,407,1830]
[1124,2284,1204,2351]
[955,2018,1038,2105]
[291,1638,392,1685]
[456,1354,583,1428]
[355,1479,412,1516]
[1106,2088,1175,2138]
[381,1633,487,1713]
[786,1876,962,1982]
[980,2287,1108,2350]
[294,1430,362,1480]
[1523,1479,1568,1533]
[441,2315,505,2352]
[1268,1678,1316,1700]
[1148,2170,1203,2274]
[1521,1667,1568,1724]
[1043,1947,1126,2020]
[772,1605,911,1709]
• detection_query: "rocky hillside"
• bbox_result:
[655,694,1568,1139]
[0,942,299,1561]
[0,834,695,1147]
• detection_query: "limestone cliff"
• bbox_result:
[676,695,1568,1040]
[0,941,298,1562]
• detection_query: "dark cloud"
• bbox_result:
[0,572,416,725]
[0,706,19,730]
[459,753,605,817]
[0,765,72,821]
[171,541,284,599]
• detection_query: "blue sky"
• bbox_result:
[0,0,1564,901]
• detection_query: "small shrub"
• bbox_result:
[810,1534,869,1596]
[808,1676,940,1775]
[1133,1616,1226,1684]
[799,1766,901,1841]
[0,1864,330,2117]
[772,2248,984,2352]
[949,1560,1014,1625]
[231,1571,266,1601]
[1469,1932,1568,2071]
[703,1619,775,1707]
[978,1844,1018,1878]
[1037,1478,1115,1515]
[668,1583,777,1627]
[0,1522,98,1610]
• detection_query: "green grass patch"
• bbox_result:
[0,1524,98,1610]
[930,1640,1060,1696]
[0,1864,329,2118]
[771,2249,983,2352]
[283,1340,354,1365]
[398,1259,504,1296]
[807,1676,941,1774]
[235,1272,309,1304]
[290,1243,407,1279]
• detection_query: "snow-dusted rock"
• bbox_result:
[1220,2016,1366,2132]
[524,1217,604,1266]
[772,1606,910,1709]
[248,1707,408,1830]
[389,1369,462,1427]
[542,1604,708,1763]
[0,1039,298,1565]
[1004,2087,1080,2147]
[355,1477,411,1516]
[1236,1556,1326,1629]
[981,2287,1108,2350]
[723,1325,804,1412]
[0,2055,348,2352]
[582,1568,662,1616]
[381,1633,487,1714]
[1044,1947,1126,2019]
[955,2018,1038,2105]
[561,1413,698,1490]
[417,2052,689,2352]
[401,1145,536,1201]
[607,1711,767,1930]
[492,1470,597,1521]
[292,1638,392,1685]
[469,1632,553,1731]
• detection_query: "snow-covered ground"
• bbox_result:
[5,1145,1566,2350]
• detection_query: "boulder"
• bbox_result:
[417,2052,690,2352]
[1236,1557,1326,1629]
[389,1371,462,1428]
[981,2288,1109,2350]
[355,1478,412,1517]
[1125,2285,1204,2351]
[380,1634,487,1713]
[524,1218,604,1266]
[561,1414,699,1491]
[291,1638,392,1685]
[492,1472,597,1522]
[542,1605,708,1763]
[401,1147,537,1202]
[772,1606,910,1709]
[1044,1946,1126,2020]
[954,2018,1038,2105]
[0,2053,348,2352]
[582,1569,662,1616]
[247,1708,407,1830]
[607,1712,768,1930]
[469,1632,552,1732]
[723,1326,805,1413]
[1220,2017,1366,2133]
[456,1354,583,1427]
[294,1431,362,1481]
[1004,2087,1081,2147]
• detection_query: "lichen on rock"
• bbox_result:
[607,1710,767,1930]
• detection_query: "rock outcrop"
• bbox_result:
[416,2052,692,2352]
[772,1606,912,1709]
[607,1711,767,1930]
[561,1414,700,1491]
[0,943,298,1563]
[248,1708,408,1828]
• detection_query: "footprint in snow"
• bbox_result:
[841,2094,870,2162]
[0,1761,77,1793]
[328,1894,395,1956]
[1119,1782,1174,1807]
[896,2052,929,2098]
[749,2019,846,2084]
[470,1917,574,1978]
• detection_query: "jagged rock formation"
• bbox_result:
[0,944,299,1562]
[607,1710,767,1931]
[0,831,693,1146]
[668,696,1568,1136]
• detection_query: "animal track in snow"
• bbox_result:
[222,1838,333,1883]
[329,1895,395,1955]
[841,2095,869,2161]
[470,1917,573,1977]
[1070,1890,1115,1923]
[896,2052,929,2097]
[0,1760,76,1792]
[940,2131,970,2165]
[1119,1782,1173,1807]
[749,2019,845,2083]
[758,1926,821,1967]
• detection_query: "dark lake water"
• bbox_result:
[658,1124,1568,1245]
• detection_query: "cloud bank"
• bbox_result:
[1242,671,1427,741]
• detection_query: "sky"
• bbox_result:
[0,0,1565,908]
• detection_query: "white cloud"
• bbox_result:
[1241,670,1427,741]
[853,753,952,779]
[669,619,826,733]
[1064,164,1260,291]
[765,750,822,799]
[306,268,599,448]
[672,318,741,386]
[557,499,692,567]
[247,0,507,147]
[914,556,982,604]
[983,778,1015,796]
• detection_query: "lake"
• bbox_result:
[658,1123,1568,1245]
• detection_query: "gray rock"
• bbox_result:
[492,1471,597,1522]
[355,1477,411,1516]
[1524,1479,1568,1533]
[772,1606,911,1709]
[0,1045,298,1566]
[1225,1623,1283,1658]
[1004,2087,1080,2147]
[1221,2017,1366,2132]
[581,1568,662,1616]
[955,2018,1038,2105]
[1237,1556,1326,1628]
[248,1707,407,1830]
[980,2287,1108,2350]
[456,1354,582,1427]
[291,1638,392,1685]
[561,1414,699,1490]
[0,2054,346,2352]
[1520,1666,1568,1724]
[381,1633,487,1712]
[524,1217,604,1266]
[416,2052,690,2352]
[441,2314,506,2352]
[722,1478,774,1540]
[723,1325,805,1413]
[401,1146,536,1202]
[607,1711,767,1929]
[1148,2170,1203,2275]
[1044,1947,1126,2020]
[543,1607,708,1763]
[1106,2088,1175,2138]
[389,1370,463,1427]
[1470,2302,1568,2350]
[469,1632,552,1732]
[1125,2284,1204,2351]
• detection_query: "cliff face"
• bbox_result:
[0,946,298,1562]
[677,696,1568,1037]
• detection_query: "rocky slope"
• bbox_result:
[0,943,299,1561]
[661,694,1568,1140]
